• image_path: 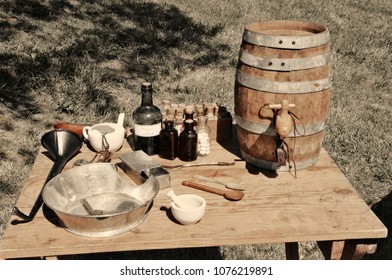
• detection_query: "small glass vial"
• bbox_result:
[159,114,178,160]
[161,100,171,123]
[196,116,211,156]
[195,104,204,118]
[205,103,217,120]
[174,114,184,135]
[178,119,198,161]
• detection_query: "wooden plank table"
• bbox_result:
[0,129,387,260]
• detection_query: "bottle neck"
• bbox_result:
[164,120,174,129]
[184,112,194,120]
[141,89,153,106]
[184,120,195,131]
[140,83,153,106]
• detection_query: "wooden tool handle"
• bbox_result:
[54,122,88,138]
[182,181,225,196]
[193,175,224,185]
[267,103,296,109]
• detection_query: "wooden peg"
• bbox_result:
[267,103,296,110]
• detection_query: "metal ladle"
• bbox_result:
[12,129,83,223]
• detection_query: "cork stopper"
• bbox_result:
[194,105,203,117]
[185,105,195,114]
[166,107,175,115]
[166,113,174,121]
[162,100,170,107]
[176,106,185,117]
[141,82,152,90]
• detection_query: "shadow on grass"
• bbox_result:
[365,191,392,259]
[0,52,49,118]
[1,0,230,118]
[2,0,73,21]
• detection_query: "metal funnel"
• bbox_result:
[41,129,83,161]
[12,129,83,223]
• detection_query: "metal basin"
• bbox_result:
[42,163,159,238]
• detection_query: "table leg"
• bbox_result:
[44,256,59,260]
[317,240,378,260]
[285,242,299,260]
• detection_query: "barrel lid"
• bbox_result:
[243,20,330,49]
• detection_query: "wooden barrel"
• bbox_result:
[234,20,332,171]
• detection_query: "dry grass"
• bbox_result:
[0,0,391,259]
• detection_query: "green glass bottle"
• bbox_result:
[132,82,162,155]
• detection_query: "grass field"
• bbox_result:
[0,0,391,259]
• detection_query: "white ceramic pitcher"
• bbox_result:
[82,113,125,152]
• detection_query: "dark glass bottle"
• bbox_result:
[159,119,178,160]
[217,106,233,143]
[178,119,198,161]
[132,82,162,155]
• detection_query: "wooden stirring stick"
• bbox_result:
[182,181,244,201]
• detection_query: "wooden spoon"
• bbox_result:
[182,181,244,201]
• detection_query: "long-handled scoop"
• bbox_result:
[12,129,83,223]
[182,181,244,201]
[193,175,245,191]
